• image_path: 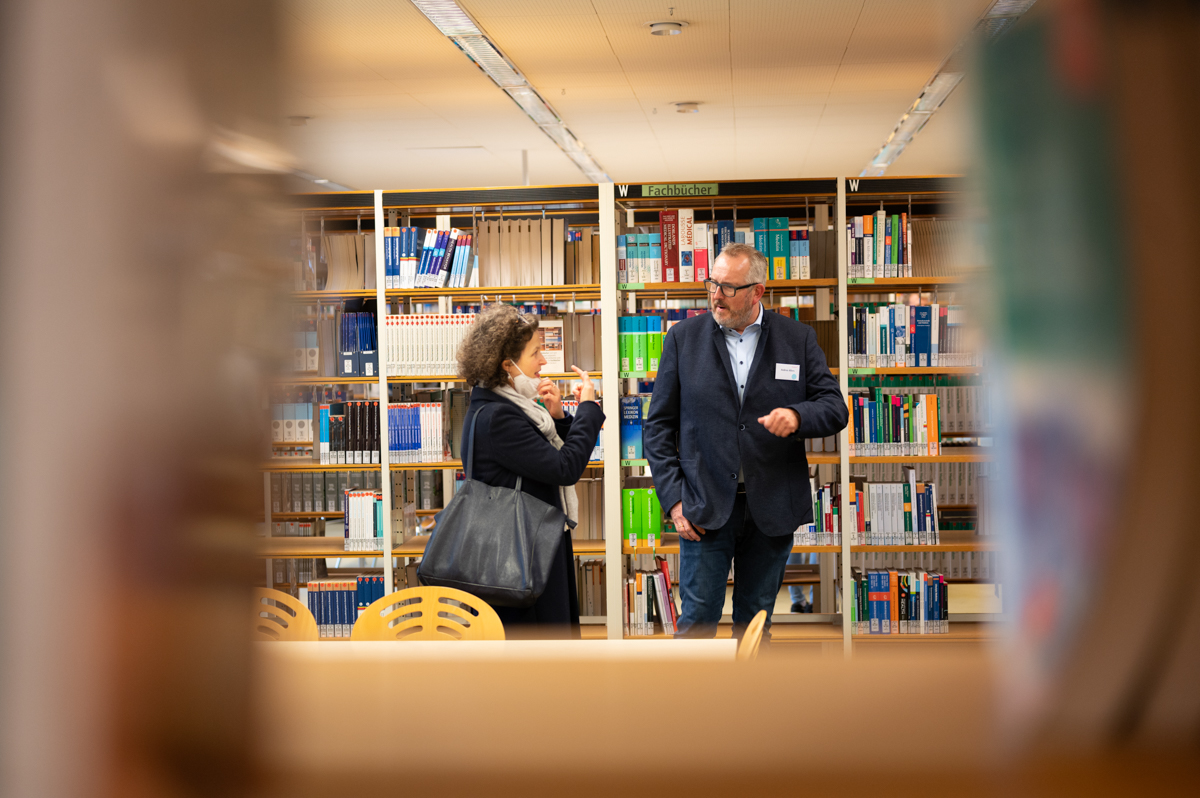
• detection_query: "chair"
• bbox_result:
[736,610,768,661]
[253,587,318,641]
[351,586,505,641]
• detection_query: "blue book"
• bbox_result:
[868,571,880,634]
[715,220,735,252]
[867,400,877,455]
[619,396,643,460]
[912,305,932,367]
[880,570,891,634]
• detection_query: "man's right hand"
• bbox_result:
[670,501,705,541]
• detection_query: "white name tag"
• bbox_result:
[775,363,800,381]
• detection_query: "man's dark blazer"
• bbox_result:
[644,306,848,538]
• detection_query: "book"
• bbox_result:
[660,210,679,282]
[678,209,695,282]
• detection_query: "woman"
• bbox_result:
[455,303,604,638]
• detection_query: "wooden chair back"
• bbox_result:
[351,586,506,641]
[737,610,768,661]
[253,587,318,641]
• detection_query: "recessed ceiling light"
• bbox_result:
[674,102,700,114]
[313,178,329,184]
[647,21,688,36]
[288,116,310,127]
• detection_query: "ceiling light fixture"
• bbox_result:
[648,21,688,36]
[861,0,1038,176]
[409,0,610,183]
[674,102,700,114]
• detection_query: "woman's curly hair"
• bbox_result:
[457,303,540,388]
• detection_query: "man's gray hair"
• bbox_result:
[718,242,768,284]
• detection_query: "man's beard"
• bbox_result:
[712,297,756,329]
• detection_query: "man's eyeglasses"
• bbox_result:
[703,278,758,298]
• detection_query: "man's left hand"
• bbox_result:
[758,407,800,437]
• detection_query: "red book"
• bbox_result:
[656,556,679,628]
[659,210,679,282]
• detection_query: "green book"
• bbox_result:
[624,489,643,552]
[752,217,769,275]
[768,217,789,280]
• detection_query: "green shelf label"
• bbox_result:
[619,283,645,290]
[848,367,876,375]
[642,183,718,198]
[621,459,649,467]
[848,277,876,284]
[620,371,651,379]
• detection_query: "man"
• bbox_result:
[644,242,847,640]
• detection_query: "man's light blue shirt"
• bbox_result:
[719,301,764,406]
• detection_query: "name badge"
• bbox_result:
[775,363,800,381]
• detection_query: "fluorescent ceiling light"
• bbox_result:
[861,1,1037,175]
[410,0,610,183]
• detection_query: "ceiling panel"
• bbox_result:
[283,0,983,188]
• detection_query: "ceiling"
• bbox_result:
[282,0,991,189]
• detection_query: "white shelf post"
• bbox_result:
[373,190,394,593]
[598,182,623,639]
[836,177,852,656]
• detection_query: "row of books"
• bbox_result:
[384,312,474,377]
[851,569,948,635]
[287,303,376,377]
[271,470,373,514]
[344,490,385,551]
[846,212,912,279]
[317,401,382,465]
[848,376,989,437]
[471,218,582,287]
[853,550,998,581]
[569,478,605,541]
[621,477,663,547]
[624,556,679,636]
[617,215,842,285]
[315,233,376,292]
[382,227,477,289]
[794,480,843,546]
[848,473,942,545]
[269,468,443,516]
[847,302,978,368]
[577,559,607,617]
[305,579,360,638]
[848,388,941,457]
[541,312,603,373]
[851,462,987,508]
[271,556,323,590]
[617,316,664,374]
[387,402,449,463]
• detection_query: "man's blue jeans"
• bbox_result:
[675,489,792,640]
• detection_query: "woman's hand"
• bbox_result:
[538,378,564,419]
[571,366,596,403]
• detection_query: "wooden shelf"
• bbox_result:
[623,533,840,555]
[289,284,602,302]
[849,447,991,463]
[268,509,440,520]
[845,276,969,293]
[259,534,608,558]
[262,459,604,472]
[270,371,601,385]
[851,622,999,642]
[621,452,838,466]
[620,278,837,293]
[850,542,998,552]
[389,283,601,300]
[386,371,600,383]
[835,366,983,376]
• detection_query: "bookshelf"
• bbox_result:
[271,177,992,649]
[267,183,616,607]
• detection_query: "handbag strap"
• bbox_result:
[464,401,522,491]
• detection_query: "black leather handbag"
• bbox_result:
[418,404,571,608]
